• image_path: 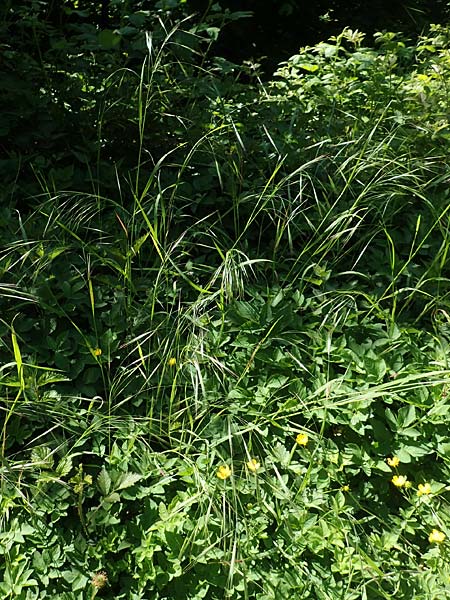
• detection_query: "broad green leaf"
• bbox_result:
[31,446,54,470]
[56,455,73,477]
[299,63,320,72]
[97,29,121,49]
[115,472,142,491]
[97,467,111,496]
[397,405,416,429]
[103,492,120,504]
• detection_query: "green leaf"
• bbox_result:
[97,29,121,49]
[233,301,260,323]
[365,354,386,380]
[299,63,320,72]
[115,472,143,491]
[31,446,54,470]
[103,492,120,504]
[397,405,416,429]
[56,455,73,477]
[97,466,111,496]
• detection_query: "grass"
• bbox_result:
[1,16,450,600]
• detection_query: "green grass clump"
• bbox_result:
[1,14,450,600]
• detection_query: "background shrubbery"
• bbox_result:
[1,2,450,599]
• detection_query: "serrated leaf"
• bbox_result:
[31,446,54,470]
[56,455,73,477]
[97,466,111,496]
[115,472,142,491]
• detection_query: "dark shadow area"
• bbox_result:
[209,0,450,75]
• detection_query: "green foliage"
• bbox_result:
[1,5,450,599]
[0,0,238,201]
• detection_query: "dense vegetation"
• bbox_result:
[2,2,450,598]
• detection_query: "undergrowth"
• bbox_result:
[1,8,450,600]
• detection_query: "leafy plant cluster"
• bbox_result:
[0,0,244,199]
[1,4,450,599]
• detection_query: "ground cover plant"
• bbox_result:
[2,3,450,599]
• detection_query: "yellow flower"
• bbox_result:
[392,475,408,488]
[296,432,309,446]
[246,458,260,472]
[429,529,446,544]
[387,456,400,468]
[217,465,232,480]
[341,484,350,492]
[168,357,177,366]
[417,482,432,496]
[93,348,102,356]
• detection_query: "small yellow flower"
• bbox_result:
[417,482,432,496]
[217,465,232,480]
[429,529,446,544]
[296,432,309,446]
[387,456,400,468]
[168,357,177,366]
[91,571,108,589]
[247,458,260,472]
[341,484,350,492]
[392,475,408,488]
[93,348,102,356]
